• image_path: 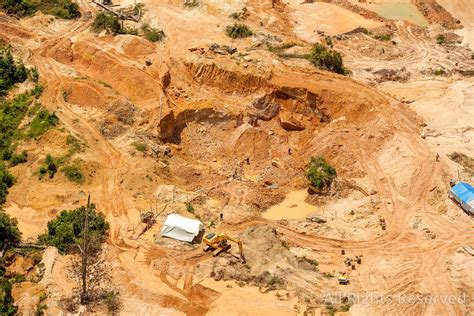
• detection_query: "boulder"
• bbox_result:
[279,110,305,131]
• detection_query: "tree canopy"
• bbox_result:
[305,156,337,190]
[39,204,109,254]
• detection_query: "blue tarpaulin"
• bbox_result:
[449,182,474,215]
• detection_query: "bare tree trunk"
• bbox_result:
[80,195,90,304]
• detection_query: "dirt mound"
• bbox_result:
[413,0,462,29]
[100,99,140,138]
[202,225,321,300]
[62,80,109,108]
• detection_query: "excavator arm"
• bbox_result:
[226,235,246,263]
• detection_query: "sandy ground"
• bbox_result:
[0,0,473,315]
[437,0,474,49]
[287,0,382,40]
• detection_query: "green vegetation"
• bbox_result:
[266,42,297,55]
[29,67,39,83]
[436,34,446,45]
[326,304,337,316]
[102,290,122,314]
[225,23,253,39]
[305,156,337,190]
[0,93,32,159]
[30,84,44,98]
[91,12,122,35]
[374,33,393,41]
[91,13,165,42]
[38,154,58,179]
[0,277,17,315]
[27,109,59,138]
[0,163,14,204]
[0,48,28,95]
[434,68,446,76]
[0,210,21,249]
[325,36,333,48]
[39,204,109,254]
[0,0,81,19]
[62,90,70,102]
[185,202,195,214]
[9,151,27,166]
[183,0,199,8]
[62,163,84,184]
[0,61,44,314]
[132,141,147,152]
[34,291,48,316]
[141,24,165,42]
[306,44,348,75]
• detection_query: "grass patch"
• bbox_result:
[185,202,195,214]
[0,93,34,160]
[132,141,147,152]
[9,151,27,166]
[374,33,393,41]
[267,42,296,55]
[433,68,446,76]
[225,23,252,39]
[62,163,84,184]
[436,34,446,45]
[27,109,59,138]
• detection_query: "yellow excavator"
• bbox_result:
[203,232,246,263]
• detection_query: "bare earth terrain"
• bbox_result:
[1,0,473,315]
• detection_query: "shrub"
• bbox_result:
[31,84,44,98]
[91,12,122,35]
[28,109,59,138]
[306,43,348,75]
[62,164,84,184]
[38,154,58,179]
[436,34,446,45]
[9,151,27,166]
[102,290,122,314]
[0,49,29,95]
[0,210,21,248]
[132,141,147,152]
[305,156,337,190]
[62,90,70,102]
[433,68,446,76]
[29,67,39,83]
[225,24,252,39]
[374,33,392,41]
[0,277,17,315]
[0,162,15,204]
[38,204,109,254]
[185,202,195,214]
[141,24,165,42]
[183,0,199,8]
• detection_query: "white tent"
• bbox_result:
[160,214,203,243]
